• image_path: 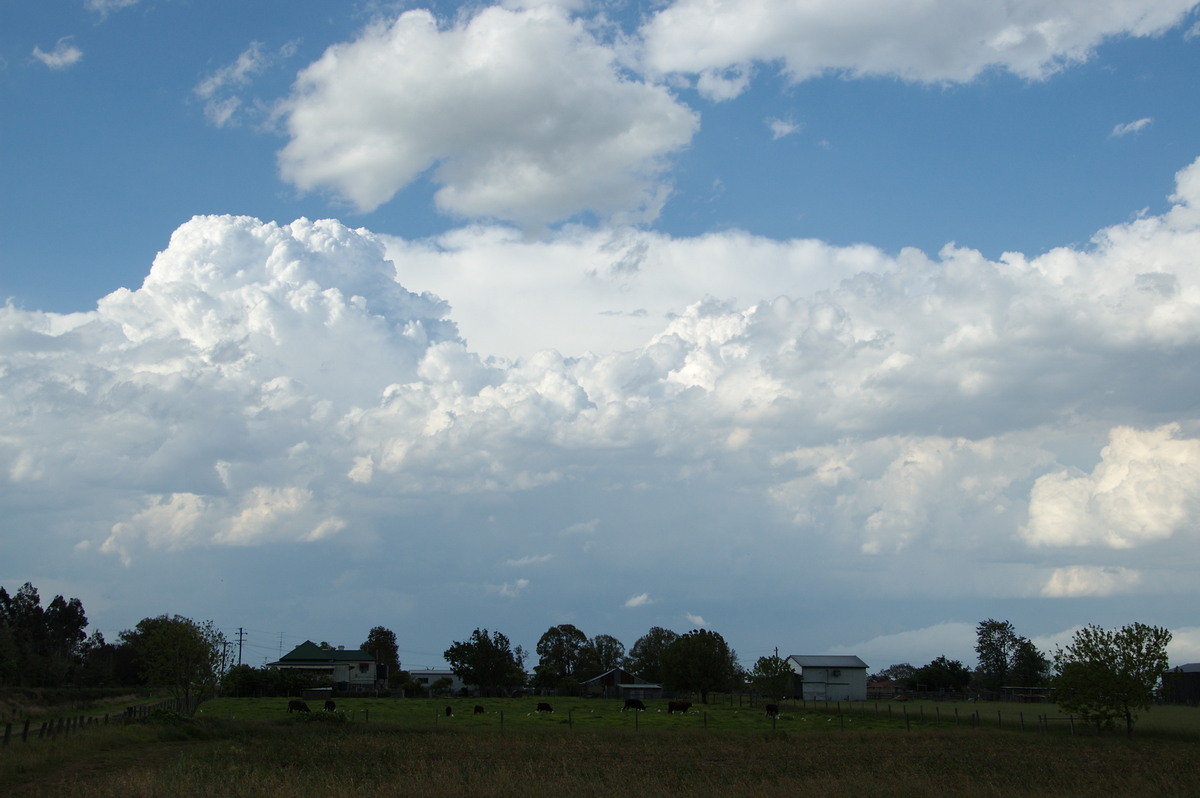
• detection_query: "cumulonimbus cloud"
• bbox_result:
[4,157,1200,591]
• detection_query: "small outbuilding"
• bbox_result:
[786,655,869,701]
[1162,663,1200,705]
[409,668,473,697]
[579,667,663,700]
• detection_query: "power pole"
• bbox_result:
[236,627,246,667]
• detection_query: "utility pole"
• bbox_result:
[236,627,246,667]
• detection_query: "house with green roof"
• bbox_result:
[267,640,384,692]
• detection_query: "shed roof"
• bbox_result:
[787,655,869,670]
[580,667,658,686]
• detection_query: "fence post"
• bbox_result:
[3,722,10,746]
[1069,716,1075,735]
[997,710,1002,728]
[904,705,910,731]
[23,719,31,742]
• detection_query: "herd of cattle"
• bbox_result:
[285,698,781,716]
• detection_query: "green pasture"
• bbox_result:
[198,695,1200,736]
[6,695,1200,796]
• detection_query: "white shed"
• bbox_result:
[786,655,869,701]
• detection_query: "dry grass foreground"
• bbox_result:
[3,698,1199,797]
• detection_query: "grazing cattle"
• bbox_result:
[765,703,779,718]
[667,701,692,714]
[324,700,336,712]
[445,705,453,717]
[474,705,485,715]
[287,700,310,713]
[623,698,646,712]
[536,702,554,712]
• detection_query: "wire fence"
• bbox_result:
[1,697,179,748]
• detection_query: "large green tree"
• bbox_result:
[750,654,794,699]
[443,628,526,697]
[120,615,228,715]
[533,623,587,690]
[870,663,917,688]
[0,582,89,687]
[975,619,1048,692]
[1053,622,1172,735]
[627,626,679,684]
[577,633,626,681]
[362,626,401,678]
[660,629,739,704]
[913,656,972,692]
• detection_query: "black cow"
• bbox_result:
[667,700,692,714]
[474,705,485,715]
[765,703,780,718]
[324,699,336,712]
[536,702,554,712]
[623,698,646,712]
[445,705,453,717]
[287,700,310,713]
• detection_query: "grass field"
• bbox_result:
[4,696,1199,797]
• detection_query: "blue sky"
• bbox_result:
[3,0,1200,673]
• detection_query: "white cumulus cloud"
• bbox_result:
[278,5,697,228]
[1022,424,1200,549]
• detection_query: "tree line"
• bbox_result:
[0,582,1175,732]
[868,617,1172,734]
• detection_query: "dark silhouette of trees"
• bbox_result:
[627,626,679,684]
[913,656,972,692]
[443,628,526,697]
[0,582,90,687]
[660,629,739,703]
[362,626,401,680]
[533,623,587,691]
[870,663,917,687]
[578,634,626,681]
[975,619,1048,692]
